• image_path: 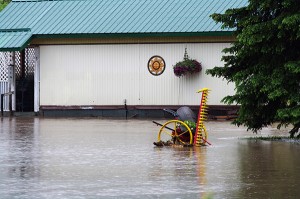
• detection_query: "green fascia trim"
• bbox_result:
[0,28,31,32]
[34,31,235,39]
[0,31,234,52]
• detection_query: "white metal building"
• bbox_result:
[0,0,246,117]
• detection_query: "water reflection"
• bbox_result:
[237,140,300,199]
[13,119,38,178]
[0,118,41,198]
[194,147,207,186]
[0,118,299,199]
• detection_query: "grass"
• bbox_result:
[241,136,300,144]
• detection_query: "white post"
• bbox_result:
[34,47,40,113]
[8,52,16,111]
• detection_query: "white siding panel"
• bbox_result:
[40,45,140,106]
[40,43,234,106]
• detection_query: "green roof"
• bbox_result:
[0,29,32,51]
[0,0,248,51]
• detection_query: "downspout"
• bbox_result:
[9,51,15,113]
[34,47,40,114]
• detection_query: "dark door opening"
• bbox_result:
[15,48,35,112]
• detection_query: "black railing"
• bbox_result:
[1,91,14,116]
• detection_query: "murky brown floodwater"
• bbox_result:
[0,117,299,199]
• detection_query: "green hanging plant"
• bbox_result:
[184,120,196,131]
[173,48,202,77]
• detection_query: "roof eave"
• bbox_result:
[33,31,235,39]
[0,38,32,52]
[0,29,32,52]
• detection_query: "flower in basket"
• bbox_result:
[173,48,202,77]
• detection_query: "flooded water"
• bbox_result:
[0,117,299,199]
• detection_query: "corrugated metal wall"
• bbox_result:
[40,43,234,106]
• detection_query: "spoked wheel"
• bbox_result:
[157,120,193,146]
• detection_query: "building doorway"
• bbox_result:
[15,48,36,112]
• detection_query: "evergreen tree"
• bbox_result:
[0,0,10,11]
[207,0,300,137]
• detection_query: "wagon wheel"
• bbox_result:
[158,120,193,145]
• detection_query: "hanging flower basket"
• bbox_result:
[173,48,202,77]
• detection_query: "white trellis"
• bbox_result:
[0,48,39,113]
[0,52,10,82]
[0,52,12,111]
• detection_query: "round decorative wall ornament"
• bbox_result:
[148,55,165,76]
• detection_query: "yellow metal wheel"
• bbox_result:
[158,120,193,145]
